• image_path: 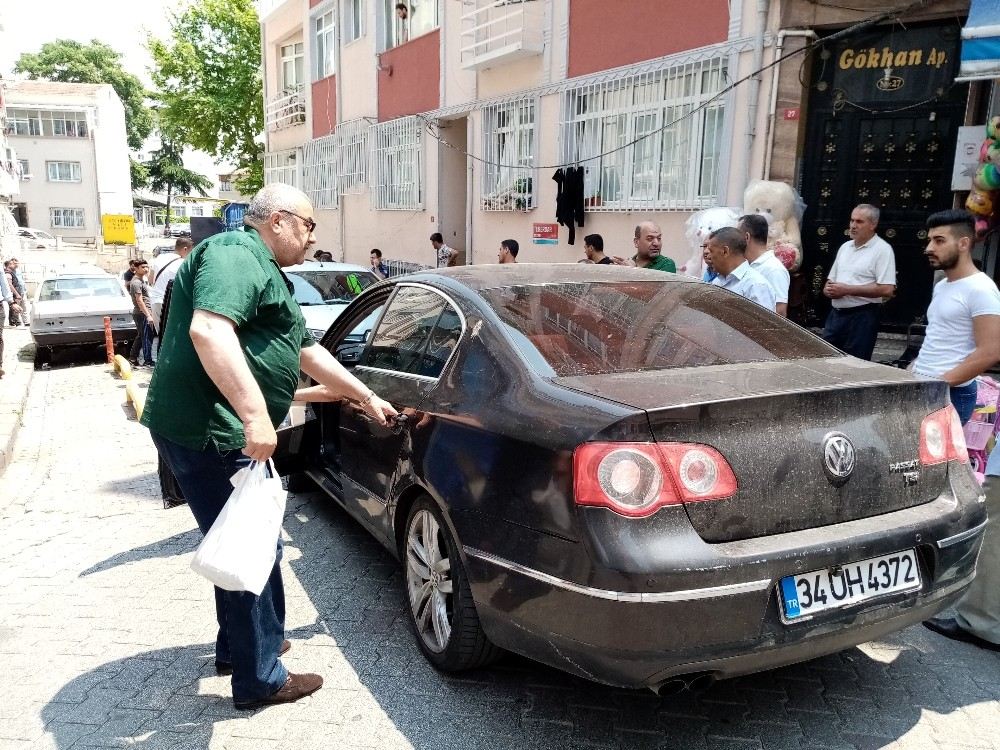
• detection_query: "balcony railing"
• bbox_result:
[460,0,544,71]
[265,86,307,131]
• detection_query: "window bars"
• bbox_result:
[559,58,727,211]
[301,118,370,209]
[482,98,536,211]
[337,118,369,194]
[370,116,423,211]
[302,135,339,209]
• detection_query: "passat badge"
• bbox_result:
[822,432,856,485]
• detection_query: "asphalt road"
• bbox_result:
[1,359,998,750]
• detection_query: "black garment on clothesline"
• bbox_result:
[553,167,585,245]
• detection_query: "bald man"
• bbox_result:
[141,184,397,709]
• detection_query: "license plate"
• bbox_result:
[779,549,921,621]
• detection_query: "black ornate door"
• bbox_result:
[800,23,968,330]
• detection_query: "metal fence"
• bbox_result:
[558,56,727,212]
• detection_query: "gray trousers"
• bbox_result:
[955,471,1000,644]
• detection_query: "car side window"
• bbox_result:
[362,287,461,378]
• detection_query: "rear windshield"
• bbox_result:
[39,277,125,302]
[480,281,839,376]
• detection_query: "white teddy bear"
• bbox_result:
[742,180,804,272]
[680,207,741,278]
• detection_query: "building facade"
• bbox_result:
[4,80,132,244]
[259,0,772,269]
[259,0,998,331]
[0,77,21,257]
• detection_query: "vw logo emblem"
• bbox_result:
[822,432,856,485]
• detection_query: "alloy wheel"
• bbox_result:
[405,509,454,653]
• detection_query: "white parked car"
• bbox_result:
[18,227,57,250]
[30,265,136,366]
[282,261,382,341]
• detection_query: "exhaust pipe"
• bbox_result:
[650,672,717,697]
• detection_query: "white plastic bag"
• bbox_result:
[191,459,287,595]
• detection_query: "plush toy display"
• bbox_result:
[680,207,740,278]
[967,116,1000,237]
[742,180,805,272]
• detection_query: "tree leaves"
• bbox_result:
[148,0,263,174]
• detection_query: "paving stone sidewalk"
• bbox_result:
[1,361,999,750]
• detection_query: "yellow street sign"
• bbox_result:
[102,214,136,245]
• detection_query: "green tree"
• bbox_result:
[145,139,213,233]
[234,160,264,197]
[14,40,153,151]
[148,0,263,180]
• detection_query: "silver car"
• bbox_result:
[282,261,382,341]
[30,266,136,365]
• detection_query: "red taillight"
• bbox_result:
[920,405,969,465]
[573,442,738,518]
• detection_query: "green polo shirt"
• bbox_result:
[635,254,677,273]
[141,228,314,451]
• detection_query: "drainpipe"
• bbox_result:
[335,0,346,261]
[743,0,771,193]
[763,29,818,180]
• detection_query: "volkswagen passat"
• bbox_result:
[275,265,986,692]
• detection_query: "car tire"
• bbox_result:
[403,498,502,671]
[33,346,50,369]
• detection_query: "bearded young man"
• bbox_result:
[911,209,1000,424]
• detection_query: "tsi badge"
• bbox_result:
[822,432,856,485]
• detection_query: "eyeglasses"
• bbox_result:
[279,209,316,233]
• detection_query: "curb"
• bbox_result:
[0,327,35,478]
[111,354,146,420]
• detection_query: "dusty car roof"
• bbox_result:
[405,263,695,291]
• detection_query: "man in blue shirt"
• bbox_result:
[370,248,390,279]
[705,227,776,311]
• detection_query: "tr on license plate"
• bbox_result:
[779,549,921,621]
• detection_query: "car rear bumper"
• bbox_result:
[31,326,135,348]
[462,492,986,689]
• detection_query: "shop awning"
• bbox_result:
[959,0,1000,81]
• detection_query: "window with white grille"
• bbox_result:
[17,159,29,178]
[482,99,536,211]
[51,208,85,228]
[46,161,82,182]
[264,148,302,187]
[314,11,336,80]
[344,0,364,43]
[560,59,727,210]
[371,117,423,210]
[303,134,339,209]
[337,118,369,194]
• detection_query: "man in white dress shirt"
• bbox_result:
[739,213,790,317]
[822,204,896,360]
[705,227,776,312]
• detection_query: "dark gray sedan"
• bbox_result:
[276,264,986,693]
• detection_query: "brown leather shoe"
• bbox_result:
[233,672,323,710]
[215,639,290,676]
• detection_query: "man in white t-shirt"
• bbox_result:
[739,213,789,316]
[705,227,776,312]
[911,209,1000,424]
[150,237,193,329]
[822,204,896,360]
